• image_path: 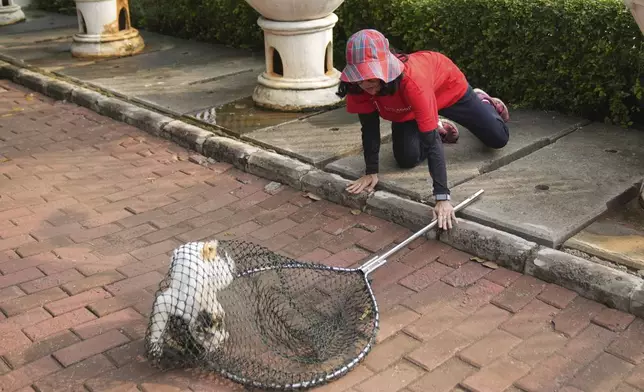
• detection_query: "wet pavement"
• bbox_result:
[2,9,644,274]
[2,79,644,392]
[565,198,644,272]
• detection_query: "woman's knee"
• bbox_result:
[394,151,421,168]
[479,122,509,149]
[487,132,509,149]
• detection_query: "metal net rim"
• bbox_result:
[145,239,382,391]
[219,262,381,390]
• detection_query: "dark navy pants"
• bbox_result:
[391,85,510,168]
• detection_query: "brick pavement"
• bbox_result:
[0,79,643,392]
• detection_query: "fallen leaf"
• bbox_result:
[483,261,499,269]
[350,209,362,216]
[1,114,13,118]
[306,193,321,201]
[236,177,252,185]
[359,307,372,321]
[25,93,34,101]
[470,257,486,263]
[0,157,10,163]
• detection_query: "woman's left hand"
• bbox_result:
[433,200,457,230]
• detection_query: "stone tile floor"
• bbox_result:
[0,79,643,392]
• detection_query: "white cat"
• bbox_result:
[147,239,236,359]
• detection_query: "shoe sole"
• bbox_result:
[474,88,509,122]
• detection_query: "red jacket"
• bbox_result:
[346,51,469,132]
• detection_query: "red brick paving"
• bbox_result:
[1,79,643,392]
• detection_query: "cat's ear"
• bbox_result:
[201,240,219,262]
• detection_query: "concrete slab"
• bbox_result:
[242,107,393,167]
[450,123,644,247]
[0,9,76,35]
[325,109,586,200]
[0,26,76,49]
[564,198,644,271]
[0,37,82,72]
[39,31,267,116]
[56,31,260,78]
[129,69,261,116]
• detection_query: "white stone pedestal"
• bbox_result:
[625,0,644,34]
[71,0,144,59]
[0,0,25,26]
[624,0,644,209]
[252,13,343,111]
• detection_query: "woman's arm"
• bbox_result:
[358,111,381,175]
[418,130,450,196]
[401,79,450,198]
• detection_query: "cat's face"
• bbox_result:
[200,240,220,262]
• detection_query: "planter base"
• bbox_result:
[252,13,344,112]
[0,4,25,26]
[252,81,343,112]
[71,29,145,59]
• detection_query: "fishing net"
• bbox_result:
[143,190,483,390]
[144,239,379,390]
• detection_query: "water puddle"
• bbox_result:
[565,198,644,271]
[188,96,309,135]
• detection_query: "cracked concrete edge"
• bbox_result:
[365,191,538,273]
[526,247,644,317]
[248,150,314,190]
[3,59,644,318]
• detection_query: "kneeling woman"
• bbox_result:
[337,29,510,230]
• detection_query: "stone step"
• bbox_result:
[242,107,393,167]
[52,32,266,117]
[0,9,76,35]
[450,122,644,247]
[325,109,586,201]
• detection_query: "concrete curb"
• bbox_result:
[2,59,643,319]
[248,150,314,190]
[301,170,369,210]
[526,248,642,314]
[436,219,540,274]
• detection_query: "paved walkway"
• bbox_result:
[4,10,644,263]
[0,80,643,392]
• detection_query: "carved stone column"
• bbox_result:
[244,0,345,112]
[71,0,144,59]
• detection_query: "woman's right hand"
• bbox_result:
[346,174,379,194]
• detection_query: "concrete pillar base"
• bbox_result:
[252,82,343,112]
[71,29,145,59]
[251,13,344,112]
[72,0,145,59]
[0,4,26,26]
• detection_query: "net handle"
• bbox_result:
[360,189,484,275]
